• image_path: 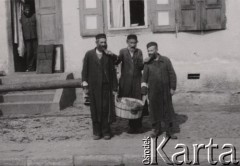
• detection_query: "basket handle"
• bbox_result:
[113,92,121,103]
[142,95,147,103]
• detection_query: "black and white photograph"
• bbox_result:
[0,0,239,165]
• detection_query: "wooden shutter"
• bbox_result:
[35,0,63,45]
[79,0,104,37]
[148,0,176,32]
[178,0,200,31]
[36,45,54,74]
[202,0,226,30]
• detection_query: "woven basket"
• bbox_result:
[115,97,144,119]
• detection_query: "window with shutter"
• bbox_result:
[178,0,226,31]
[35,0,63,45]
[148,0,176,32]
[79,0,104,37]
[202,0,226,30]
[78,0,227,35]
[105,0,148,30]
[178,0,200,31]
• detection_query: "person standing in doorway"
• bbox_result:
[141,42,177,139]
[20,4,38,72]
[116,34,144,134]
[82,34,118,140]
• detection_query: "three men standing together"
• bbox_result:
[82,33,177,140]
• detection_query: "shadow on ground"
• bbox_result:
[111,112,188,137]
[171,113,188,135]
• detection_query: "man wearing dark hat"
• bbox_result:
[20,4,38,72]
[141,42,177,139]
[82,33,118,140]
[116,34,144,134]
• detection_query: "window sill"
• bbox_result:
[108,25,148,31]
[106,26,152,36]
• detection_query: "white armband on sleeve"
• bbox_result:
[82,81,88,87]
[141,82,148,88]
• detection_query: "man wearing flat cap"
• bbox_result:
[141,42,177,139]
[116,34,144,134]
[82,33,118,140]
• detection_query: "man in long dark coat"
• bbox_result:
[116,34,144,134]
[141,42,177,139]
[82,34,118,140]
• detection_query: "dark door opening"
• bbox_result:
[11,0,37,72]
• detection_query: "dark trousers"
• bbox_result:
[92,106,111,136]
[128,97,146,130]
[129,116,143,129]
[92,84,111,136]
[152,121,173,133]
[152,121,161,131]
[92,120,111,137]
[25,39,38,71]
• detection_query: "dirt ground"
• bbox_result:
[0,103,240,145]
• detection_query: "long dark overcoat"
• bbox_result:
[116,48,144,100]
[142,54,177,124]
[82,48,118,123]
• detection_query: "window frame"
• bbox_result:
[79,0,227,37]
[106,0,149,30]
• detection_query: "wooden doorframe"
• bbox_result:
[6,0,15,74]
[7,0,65,74]
[8,0,38,73]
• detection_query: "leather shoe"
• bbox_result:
[93,135,101,140]
[166,133,178,139]
[150,129,161,138]
[103,135,111,140]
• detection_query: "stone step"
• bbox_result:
[0,91,55,103]
[0,73,63,85]
[0,101,59,116]
[0,73,76,117]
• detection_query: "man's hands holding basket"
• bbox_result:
[131,105,142,115]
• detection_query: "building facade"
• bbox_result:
[0,0,240,94]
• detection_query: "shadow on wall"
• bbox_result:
[179,29,226,36]
[59,73,76,110]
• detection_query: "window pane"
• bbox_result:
[85,0,97,9]
[130,0,145,26]
[181,0,195,5]
[157,12,170,25]
[108,0,146,29]
[109,0,124,28]
[85,15,97,29]
[206,0,219,5]
[157,0,169,4]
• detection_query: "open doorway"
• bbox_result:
[11,0,37,72]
